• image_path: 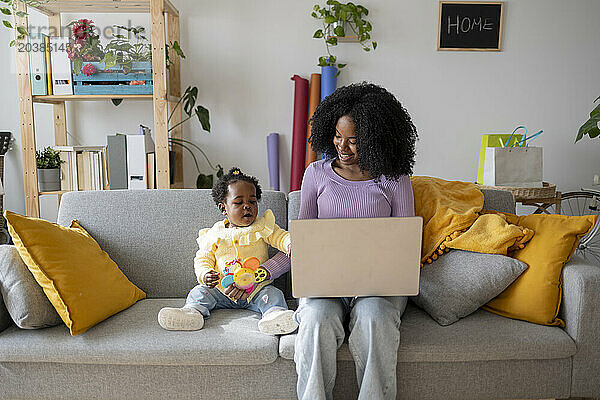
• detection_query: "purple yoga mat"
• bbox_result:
[267,132,280,190]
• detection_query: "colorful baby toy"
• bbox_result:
[221,257,269,294]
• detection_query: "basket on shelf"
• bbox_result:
[72,61,153,95]
[477,182,557,201]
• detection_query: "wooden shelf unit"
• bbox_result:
[14,0,184,217]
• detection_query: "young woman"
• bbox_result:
[262,82,418,400]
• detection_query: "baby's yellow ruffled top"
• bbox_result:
[193,209,291,300]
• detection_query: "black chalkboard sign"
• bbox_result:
[438,1,504,51]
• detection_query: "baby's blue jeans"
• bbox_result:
[294,296,408,400]
[184,284,288,318]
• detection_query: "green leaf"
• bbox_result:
[363,46,371,52]
[183,86,198,116]
[333,25,345,36]
[15,11,27,17]
[0,7,11,15]
[318,56,328,67]
[324,15,336,24]
[334,69,341,78]
[195,105,211,133]
[372,41,377,50]
[196,173,213,189]
[16,26,28,36]
[313,29,323,39]
[365,21,372,31]
[313,4,320,11]
[172,40,185,58]
[311,11,318,18]
[328,55,336,63]
[337,63,346,68]
[102,52,117,69]
[589,102,600,118]
[2,19,11,28]
[111,99,123,106]
[9,39,15,47]
[326,36,338,46]
[73,58,82,75]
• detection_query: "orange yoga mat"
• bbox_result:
[290,75,309,192]
[305,73,321,168]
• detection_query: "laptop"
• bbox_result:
[290,217,423,298]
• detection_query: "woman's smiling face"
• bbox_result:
[219,180,258,227]
[333,115,358,166]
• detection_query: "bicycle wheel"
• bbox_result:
[535,191,600,265]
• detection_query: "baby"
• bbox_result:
[158,168,297,335]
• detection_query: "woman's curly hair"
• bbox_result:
[308,82,418,180]
[211,167,262,205]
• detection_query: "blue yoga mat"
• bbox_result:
[267,132,280,190]
[320,65,337,102]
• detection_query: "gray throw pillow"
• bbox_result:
[411,249,528,326]
[0,291,12,331]
[0,245,63,329]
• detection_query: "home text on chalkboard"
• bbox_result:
[438,1,504,51]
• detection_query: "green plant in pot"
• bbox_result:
[168,86,223,188]
[311,0,377,76]
[576,96,600,142]
[36,146,63,192]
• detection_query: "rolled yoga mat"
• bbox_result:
[267,133,280,191]
[290,75,309,192]
[320,65,337,101]
[305,73,321,168]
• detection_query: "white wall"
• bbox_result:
[1,0,599,220]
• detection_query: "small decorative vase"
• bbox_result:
[37,168,61,192]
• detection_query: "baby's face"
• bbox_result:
[220,181,258,227]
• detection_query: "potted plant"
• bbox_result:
[36,146,62,192]
[576,96,600,142]
[311,0,377,77]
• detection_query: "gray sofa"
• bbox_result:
[0,188,598,400]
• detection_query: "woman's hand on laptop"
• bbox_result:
[224,284,250,301]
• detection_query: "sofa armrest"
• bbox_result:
[560,255,600,398]
[0,246,15,333]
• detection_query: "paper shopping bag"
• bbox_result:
[482,147,543,187]
[476,134,523,184]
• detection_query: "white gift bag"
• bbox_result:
[482,147,543,187]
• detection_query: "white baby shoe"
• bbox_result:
[258,309,298,335]
[158,307,204,331]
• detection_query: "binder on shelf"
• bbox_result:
[146,152,155,189]
[49,37,73,96]
[29,35,47,96]
[106,135,128,190]
[59,151,74,191]
[126,126,154,190]
[43,35,52,95]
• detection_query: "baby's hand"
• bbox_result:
[203,270,220,288]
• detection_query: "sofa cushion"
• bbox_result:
[5,212,146,336]
[0,299,279,366]
[56,190,288,298]
[484,212,596,326]
[279,304,576,362]
[412,250,528,326]
[0,245,62,329]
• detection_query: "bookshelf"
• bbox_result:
[14,0,184,217]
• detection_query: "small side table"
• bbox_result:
[517,191,561,214]
[478,182,562,215]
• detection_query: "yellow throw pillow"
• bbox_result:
[5,211,146,335]
[482,211,596,326]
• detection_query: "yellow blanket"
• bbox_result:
[411,176,533,264]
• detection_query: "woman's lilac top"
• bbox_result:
[263,159,415,279]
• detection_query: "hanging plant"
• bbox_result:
[311,0,377,75]
[1,0,55,47]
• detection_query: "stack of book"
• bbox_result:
[29,35,73,96]
[54,146,108,191]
